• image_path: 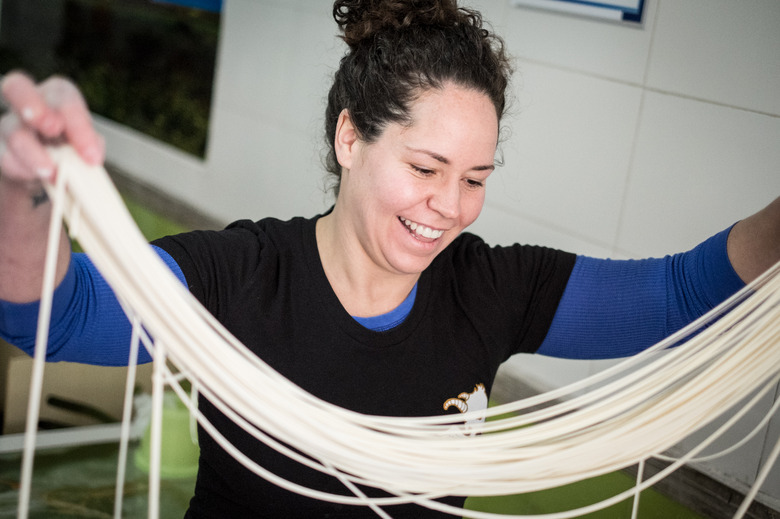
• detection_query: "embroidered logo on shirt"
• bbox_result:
[442,383,488,437]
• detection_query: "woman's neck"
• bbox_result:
[316,211,419,318]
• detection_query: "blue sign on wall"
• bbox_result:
[510,0,645,24]
[152,0,222,13]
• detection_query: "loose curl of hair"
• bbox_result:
[324,0,512,195]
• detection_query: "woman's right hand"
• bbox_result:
[0,72,101,303]
[0,71,105,183]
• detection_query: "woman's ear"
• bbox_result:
[334,108,359,170]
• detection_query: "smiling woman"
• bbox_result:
[0,0,778,518]
[318,84,498,316]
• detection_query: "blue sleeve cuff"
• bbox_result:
[678,225,744,310]
[0,255,78,338]
[0,246,186,365]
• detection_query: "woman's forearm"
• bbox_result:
[0,174,71,303]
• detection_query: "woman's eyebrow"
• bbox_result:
[406,146,450,164]
[405,146,495,171]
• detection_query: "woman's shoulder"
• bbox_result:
[434,231,577,291]
[151,214,319,278]
[231,214,315,231]
[444,232,576,264]
[154,214,317,249]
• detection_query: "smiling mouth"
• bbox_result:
[399,217,444,239]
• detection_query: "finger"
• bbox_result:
[0,115,56,181]
[41,77,104,164]
[0,110,20,138]
[0,141,42,182]
[8,130,57,181]
[0,72,63,137]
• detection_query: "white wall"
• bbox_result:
[94,0,780,508]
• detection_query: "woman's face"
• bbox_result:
[335,83,499,277]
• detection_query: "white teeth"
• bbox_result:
[402,218,443,239]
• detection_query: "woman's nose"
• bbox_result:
[428,179,460,220]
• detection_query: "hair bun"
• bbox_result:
[333,0,461,48]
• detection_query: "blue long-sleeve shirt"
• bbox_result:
[0,226,744,365]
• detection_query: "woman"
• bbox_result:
[0,0,778,517]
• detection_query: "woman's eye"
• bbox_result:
[411,165,435,176]
[465,179,484,189]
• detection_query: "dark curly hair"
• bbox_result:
[324,0,512,195]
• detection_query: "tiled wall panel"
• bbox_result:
[647,0,780,115]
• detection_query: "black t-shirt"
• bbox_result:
[154,215,575,518]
